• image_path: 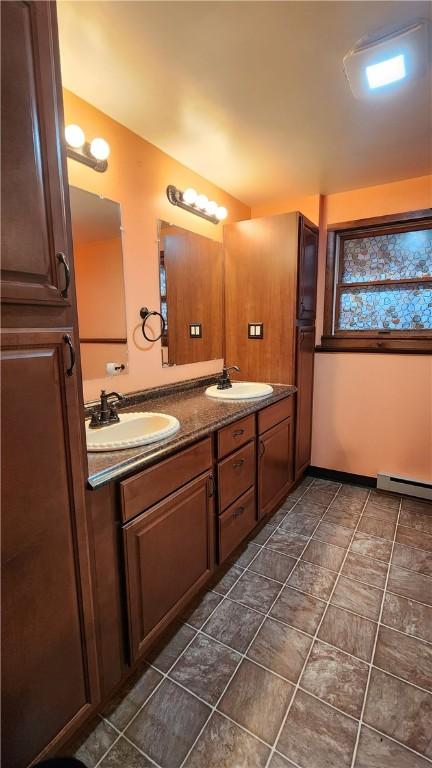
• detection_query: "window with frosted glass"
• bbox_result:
[336,228,432,331]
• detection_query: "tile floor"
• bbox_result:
[67,477,432,768]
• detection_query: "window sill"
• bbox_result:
[316,335,432,354]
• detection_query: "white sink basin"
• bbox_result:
[86,412,180,451]
[205,382,273,400]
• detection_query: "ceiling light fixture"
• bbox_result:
[167,185,228,224]
[343,21,429,99]
[65,124,110,172]
[366,54,406,89]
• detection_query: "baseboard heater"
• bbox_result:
[377,472,432,502]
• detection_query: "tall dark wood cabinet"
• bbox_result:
[224,212,318,482]
[1,3,99,767]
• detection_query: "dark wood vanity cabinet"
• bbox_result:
[224,212,318,481]
[258,399,294,519]
[124,472,214,662]
[118,438,215,663]
[297,219,319,322]
[295,325,316,480]
[1,3,98,767]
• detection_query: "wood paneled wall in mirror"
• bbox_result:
[70,187,128,381]
[158,221,224,366]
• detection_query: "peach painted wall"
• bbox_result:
[251,194,320,226]
[312,175,432,481]
[63,89,250,402]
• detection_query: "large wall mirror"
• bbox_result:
[70,187,128,381]
[158,221,224,366]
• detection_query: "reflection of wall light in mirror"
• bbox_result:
[65,124,110,172]
[166,185,229,224]
[343,21,429,99]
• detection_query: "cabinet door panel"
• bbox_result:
[297,218,319,321]
[1,330,97,768]
[124,473,214,661]
[295,325,315,479]
[258,418,293,519]
[1,1,71,309]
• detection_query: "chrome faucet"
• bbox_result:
[89,390,125,429]
[216,365,240,390]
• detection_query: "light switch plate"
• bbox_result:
[189,323,202,338]
[248,323,264,339]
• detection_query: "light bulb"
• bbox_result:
[182,187,198,205]
[215,206,228,221]
[65,124,85,149]
[89,137,110,161]
[205,200,218,216]
[195,194,208,210]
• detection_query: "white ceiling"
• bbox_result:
[70,186,121,243]
[58,1,432,206]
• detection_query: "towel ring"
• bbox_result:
[140,306,165,342]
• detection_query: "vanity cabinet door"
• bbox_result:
[258,418,293,519]
[1,1,74,320]
[124,472,215,662]
[297,216,319,322]
[1,329,98,768]
[295,325,315,480]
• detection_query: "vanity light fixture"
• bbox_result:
[167,185,228,224]
[65,124,110,172]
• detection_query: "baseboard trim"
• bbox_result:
[307,466,376,488]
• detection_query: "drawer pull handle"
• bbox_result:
[233,506,245,518]
[233,429,245,437]
[208,475,215,497]
[259,440,265,458]
[233,459,245,469]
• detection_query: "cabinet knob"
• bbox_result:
[233,459,245,469]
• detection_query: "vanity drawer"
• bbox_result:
[258,397,293,435]
[218,486,257,564]
[218,440,255,512]
[120,437,213,522]
[217,414,255,459]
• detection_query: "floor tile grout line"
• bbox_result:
[177,479,342,767]
[182,599,432,696]
[349,496,403,768]
[95,718,164,768]
[262,482,361,768]
[182,603,432,691]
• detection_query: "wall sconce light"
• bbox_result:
[167,185,228,224]
[65,124,110,173]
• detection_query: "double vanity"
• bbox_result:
[85,375,296,697]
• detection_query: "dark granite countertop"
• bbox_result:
[86,377,296,489]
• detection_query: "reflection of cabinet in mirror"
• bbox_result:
[70,187,128,381]
[158,221,224,366]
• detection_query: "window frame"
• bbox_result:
[319,209,432,354]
